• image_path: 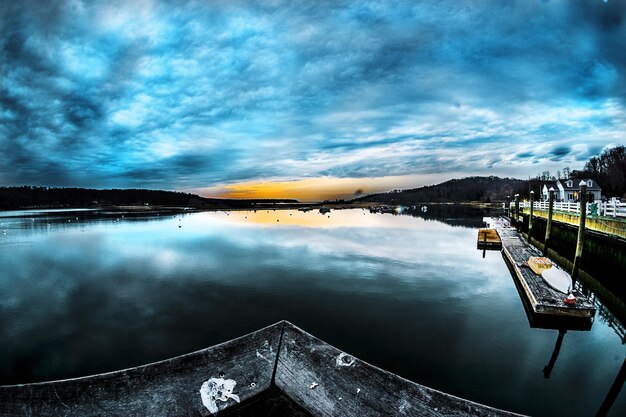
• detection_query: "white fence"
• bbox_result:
[509,200,626,218]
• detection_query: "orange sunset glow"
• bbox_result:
[193,174,459,202]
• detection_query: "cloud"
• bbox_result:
[551,146,572,158]
[0,0,625,194]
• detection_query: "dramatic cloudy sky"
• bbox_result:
[1,0,625,200]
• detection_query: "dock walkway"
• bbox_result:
[485,217,595,319]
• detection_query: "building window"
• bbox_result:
[587,180,593,187]
[567,180,573,187]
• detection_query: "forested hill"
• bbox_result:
[357,176,526,204]
[0,186,298,210]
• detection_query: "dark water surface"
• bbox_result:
[0,208,624,417]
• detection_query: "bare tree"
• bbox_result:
[562,166,571,179]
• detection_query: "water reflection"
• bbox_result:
[403,204,496,228]
[0,208,624,417]
[597,359,626,417]
[543,329,567,379]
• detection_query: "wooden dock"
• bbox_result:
[485,217,595,319]
[0,321,524,417]
[477,228,502,249]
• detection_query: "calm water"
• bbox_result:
[0,208,625,417]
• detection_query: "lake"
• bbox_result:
[0,208,624,417]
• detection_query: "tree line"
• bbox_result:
[0,186,298,210]
[357,176,528,204]
[529,145,625,199]
[571,145,626,198]
[358,145,626,204]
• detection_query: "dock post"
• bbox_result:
[514,194,520,229]
[528,191,534,243]
[505,195,510,218]
[572,181,587,284]
[482,231,487,258]
[543,187,554,256]
[596,358,626,417]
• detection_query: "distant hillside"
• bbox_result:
[0,186,298,210]
[357,176,527,204]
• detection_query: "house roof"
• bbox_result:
[541,181,558,191]
[558,179,602,190]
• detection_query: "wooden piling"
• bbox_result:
[572,182,587,284]
[514,194,520,228]
[543,188,554,256]
[482,230,487,258]
[506,195,510,218]
[528,191,534,243]
[595,358,626,417]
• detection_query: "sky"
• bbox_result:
[1,0,625,201]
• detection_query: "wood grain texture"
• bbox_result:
[275,322,524,417]
[486,217,595,318]
[0,323,282,417]
[477,229,502,249]
[1,319,528,417]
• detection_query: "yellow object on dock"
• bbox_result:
[484,217,595,319]
[477,228,502,249]
[528,257,552,275]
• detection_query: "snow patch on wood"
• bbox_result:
[199,377,241,414]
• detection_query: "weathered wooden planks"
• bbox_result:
[0,323,282,417]
[503,254,593,331]
[275,322,524,417]
[1,320,525,417]
[485,217,595,318]
[477,228,502,249]
[219,385,313,416]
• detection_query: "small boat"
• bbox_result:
[541,267,572,294]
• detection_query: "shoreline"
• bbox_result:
[0,200,504,214]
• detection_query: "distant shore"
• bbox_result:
[0,201,504,217]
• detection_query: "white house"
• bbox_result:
[542,179,602,202]
[541,181,559,201]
